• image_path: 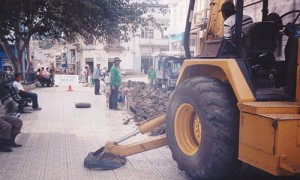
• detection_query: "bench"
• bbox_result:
[5,81,32,113]
[6,112,21,118]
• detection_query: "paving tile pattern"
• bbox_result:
[0,85,188,180]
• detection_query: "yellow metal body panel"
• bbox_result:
[240,113,275,155]
[206,0,225,38]
[177,59,254,102]
[239,102,300,176]
[298,121,300,146]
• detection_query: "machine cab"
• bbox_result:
[185,0,300,101]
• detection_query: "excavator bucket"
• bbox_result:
[84,114,167,170]
[84,147,127,170]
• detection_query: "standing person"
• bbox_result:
[102,67,107,78]
[49,63,55,86]
[13,73,42,110]
[147,66,156,87]
[109,57,122,110]
[81,67,87,83]
[0,116,23,152]
[104,72,111,107]
[100,78,107,95]
[85,66,90,83]
[93,63,102,95]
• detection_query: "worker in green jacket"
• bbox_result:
[109,57,122,110]
[148,66,156,87]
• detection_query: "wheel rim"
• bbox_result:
[174,103,201,156]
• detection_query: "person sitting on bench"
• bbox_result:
[36,68,52,87]
[13,73,42,110]
[0,115,23,152]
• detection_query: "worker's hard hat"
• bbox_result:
[114,57,122,62]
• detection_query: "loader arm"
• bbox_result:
[84,114,167,170]
[104,114,167,157]
[103,135,167,157]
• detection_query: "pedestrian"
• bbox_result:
[85,66,90,83]
[102,67,107,78]
[93,63,102,95]
[148,65,156,87]
[0,115,23,152]
[13,73,42,110]
[81,67,87,83]
[109,57,122,110]
[49,63,55,86]
[87,72,94,87]
[104,72,110,107]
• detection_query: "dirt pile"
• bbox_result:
[122,80,171,135]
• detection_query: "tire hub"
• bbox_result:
[174,103,201,156]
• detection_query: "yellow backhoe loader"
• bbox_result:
[84,0,300,179]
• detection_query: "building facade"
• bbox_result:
[168,0,209,56]
[57,3,170,76]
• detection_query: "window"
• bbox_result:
[141,27,154,39]
[173,61,182,69]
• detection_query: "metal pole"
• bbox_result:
[184,0,195,59]
[114,129,141,144]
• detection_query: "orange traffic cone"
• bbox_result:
[67,85,73,91]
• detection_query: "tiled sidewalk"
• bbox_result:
[0,85,188,180]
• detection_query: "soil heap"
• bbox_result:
[122,80,171,135]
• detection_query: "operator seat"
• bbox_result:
[247,21,279,88]
[249,21,276,54]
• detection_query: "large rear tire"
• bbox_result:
[166,77,241,179]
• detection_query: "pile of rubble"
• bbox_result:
[122,80,171,135]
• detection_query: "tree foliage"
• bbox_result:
[0,0,165,72]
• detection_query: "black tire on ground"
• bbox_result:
[166,77,241,179]
[75,103,91,108]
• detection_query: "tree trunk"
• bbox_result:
[25,39,32,73]
[1,35,31,74]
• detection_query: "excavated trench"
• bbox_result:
[121,80,171,136]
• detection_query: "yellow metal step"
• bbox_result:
[238,102,300,114]
[280,155,300,173]
[259,113,300,120]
